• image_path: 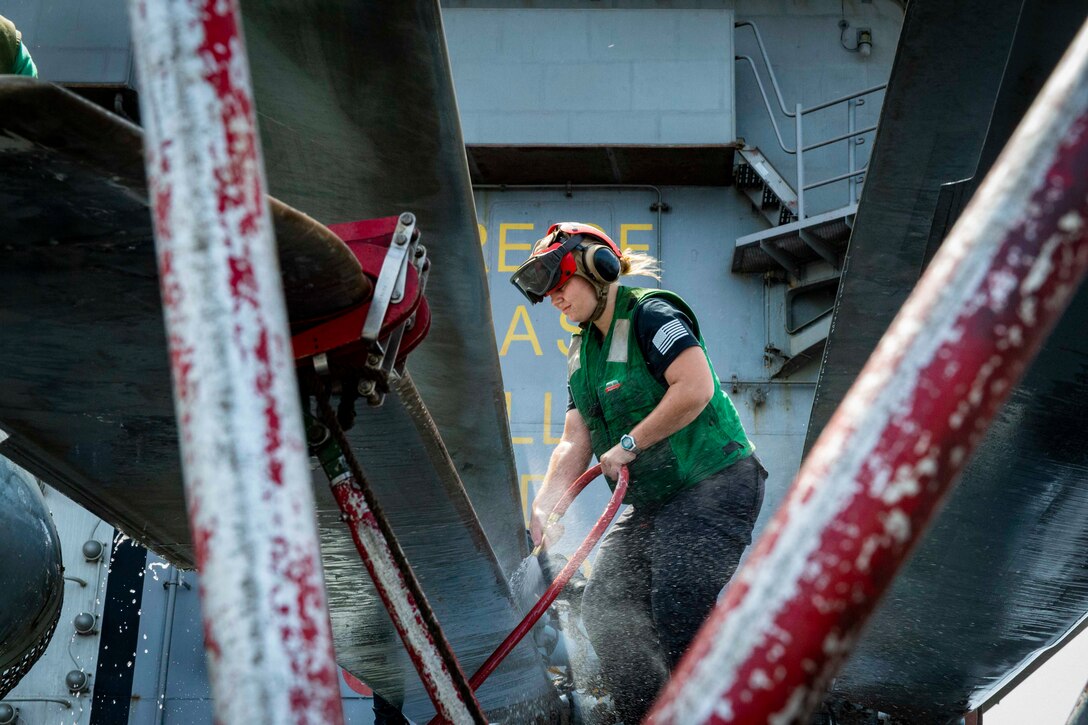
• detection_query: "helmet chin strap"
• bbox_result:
[572,247,613,324]
[574,271,610,324]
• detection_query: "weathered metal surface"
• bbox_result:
[0,65,554,725]
[0,458,63,699]
[648,16,1088,725]
[803,0,1088,719]
[0,80,368,565]
[236,0,529,579]
[127,1,343,722]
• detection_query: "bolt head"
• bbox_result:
[65,670,89,693]
[0,703,15,724]
[394,233,407,246]
[82,540,104,562]
[399,212,415,226]
[73,612,96,635]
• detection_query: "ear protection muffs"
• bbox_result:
[580,243,621,285]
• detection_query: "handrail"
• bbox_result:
[735,20,886,218]
[803,124,878,152]
[803,166,867,191]
[735,21,794,117]
[735,56,796,154]
[801,82,887,115]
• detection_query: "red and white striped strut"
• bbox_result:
[315,431,485,724]
[128,1,344,723]
[649,18,1088,725]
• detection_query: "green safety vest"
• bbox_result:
[567,286,753,508]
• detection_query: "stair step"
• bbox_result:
[732,204,857,274]
[736,146,798,219]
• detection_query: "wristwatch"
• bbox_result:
[619,433,641,456]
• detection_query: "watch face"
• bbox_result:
[621,435,634,451]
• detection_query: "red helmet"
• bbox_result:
[510,223,622,304]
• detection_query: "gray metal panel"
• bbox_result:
[445,8,735,145]
[237,0,530,581]
[2,0,134,85]
[808,0,1088,719]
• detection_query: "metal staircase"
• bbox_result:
[731,20,887,376]
[732,145,856,275]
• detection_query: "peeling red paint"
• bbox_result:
[649,25,1088,725]
[131,0,343,721]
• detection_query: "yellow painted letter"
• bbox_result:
[543,392,563,444]
[621,223,653,253]
[501,306,543,356]
[499,222,534,272]
[479,223,488,273]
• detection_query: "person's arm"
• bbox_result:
[530,407,593,547]
[598,346,714,480]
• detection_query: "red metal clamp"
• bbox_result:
[291,213,432,410]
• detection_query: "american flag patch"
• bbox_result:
[652,318,688,354]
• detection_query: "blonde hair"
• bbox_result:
[620,250,662,281]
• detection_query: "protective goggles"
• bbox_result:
[509,232,583,304]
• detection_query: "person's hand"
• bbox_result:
[529,505,564,550]
[599,443,636,481]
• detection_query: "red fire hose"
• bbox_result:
[427,464,628,723]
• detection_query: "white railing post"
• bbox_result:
[795,103,805,219]
[127,1,345,722]
[848,99,858,205]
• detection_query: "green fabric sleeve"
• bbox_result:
[13,40,37,77]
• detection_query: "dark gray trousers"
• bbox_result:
[581,454,767,723]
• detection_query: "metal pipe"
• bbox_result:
[802,124,877,153]
[127,2,344,723]
[795,104,805,219]
[804,167,868,192]
[63,576,87,587]
[472,184,665,266]
[734,21,794,118]
[848,100,858,205]
[801,82,887,115]
[648,17,1088,724]
[153,568,182,725]
[735,56,796,153]
[0,697,72,709]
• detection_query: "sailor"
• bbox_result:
[511,222,767,723]
[1,14,38,77]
